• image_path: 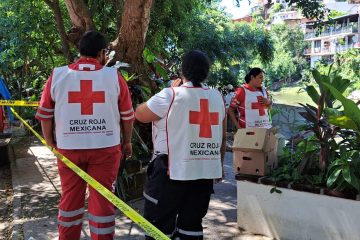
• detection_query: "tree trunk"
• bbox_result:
[43,0,72,62]
[111,0,154,87]
[64,0,95,46]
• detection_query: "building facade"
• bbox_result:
[304,14,360,66]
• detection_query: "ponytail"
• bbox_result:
[191,80,202,87]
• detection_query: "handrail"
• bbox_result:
[305,25,358,39]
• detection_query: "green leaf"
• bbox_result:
[327,168,342,187]
[141,86,151,99]
[154,62,169,80]
[311,69,325,94]
[327,76,351,105]
[323,107,341,120]
[305,85,320,105]
[270,187,282,194]
[120,70,129,80]
[342,165,351,185]
[328,115,358,130]
[328,159,346,172]
[323,82,360,130]
[331,76,351,95]
[143,48,156,64]
[350,171,360,192]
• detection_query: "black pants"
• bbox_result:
[143,155,213,240]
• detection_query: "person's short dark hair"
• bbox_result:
[79,31,107,58]
[245,67,265,84]
[181,50,210,87]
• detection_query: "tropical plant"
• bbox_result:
[273,135,324,186]
[300,67,350,170]
[320,82,360,194]
[273,65,360,195]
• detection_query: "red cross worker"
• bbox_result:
[135,50,226,240]
[228,67,272,129]
[36,31,134,240]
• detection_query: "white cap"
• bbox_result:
[225,84,233,90]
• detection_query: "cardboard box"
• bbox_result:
[233,150,278,176]
[232,128,277,152]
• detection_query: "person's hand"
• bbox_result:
[45,139,56,149]
[214,168,225,184]
[171,78,182,87]
[122,142,132,159]
[259,96,271,106]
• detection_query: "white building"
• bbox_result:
[271,10,304,25]
[304,13,360,67]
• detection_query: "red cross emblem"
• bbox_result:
[189,99,219,138]
[68,80,105,115]
[251,96,267,116]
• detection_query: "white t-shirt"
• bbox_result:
[224,92,235,109]
[146,87,173,156]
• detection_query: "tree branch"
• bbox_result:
[44,0,72,62]
[64,0,95,46]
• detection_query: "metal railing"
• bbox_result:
[304,44,355,55]
[305,25,358,39]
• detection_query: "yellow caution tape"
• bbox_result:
[10,107,169,240]
[0,100,40,107]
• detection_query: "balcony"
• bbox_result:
[304,44,355,55]
[305,25,358,40]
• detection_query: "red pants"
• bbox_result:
[57,145,121,240]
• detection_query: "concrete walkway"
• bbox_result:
[9,137,271,240]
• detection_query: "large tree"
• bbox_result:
[44,0,154,86]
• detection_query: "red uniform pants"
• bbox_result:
[56,145,121,240]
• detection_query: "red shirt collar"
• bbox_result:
[69,57,103,71]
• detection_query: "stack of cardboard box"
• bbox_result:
[232,128,278,176]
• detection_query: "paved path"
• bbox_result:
[8,137,271,240]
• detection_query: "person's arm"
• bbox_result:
[135,103,161,123]
[135,88,172,123]
[220,116,227,177]
[228,106,240,129]
[228,87,244,130]
[118,73,135,158]
[121,121,133,158]
[41,120,56,148]
[35,71,56,148]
